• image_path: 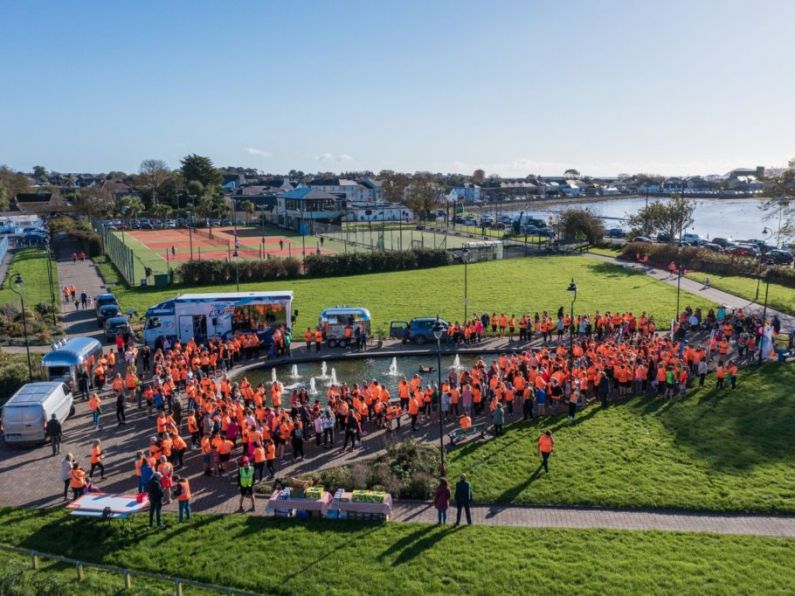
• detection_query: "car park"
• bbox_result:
[389,317,449,344]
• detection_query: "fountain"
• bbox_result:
[449,354,463,371]
[386,356,400,376]
[289,364,301,379]
[317,361,329,380]
[326,367,338,386]
[308,377,318,395]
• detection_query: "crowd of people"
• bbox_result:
[59,302,788,528]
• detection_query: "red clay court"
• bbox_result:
[126,227,336,262]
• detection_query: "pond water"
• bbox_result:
[239,354,480,401]
[509,196,774,241]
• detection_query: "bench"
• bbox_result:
[448,422,488,446]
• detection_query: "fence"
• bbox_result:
[101,225,137,286]
[0,543,260,596]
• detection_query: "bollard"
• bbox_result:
[32,554,40,570]
[124,569,132,589]
[76,563,85,581]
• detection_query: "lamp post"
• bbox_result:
[757,227,773,365]
[433,318,446,476]
[675,262,685,323]
[566,279,577,388]
[44,236,57,327]
[9,272,33,382]
[463,248,470,322]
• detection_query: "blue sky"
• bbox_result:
[1,0,792,176]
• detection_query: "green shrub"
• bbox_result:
[0,351,43,402]
[304,249,450,277]
[176,258,301,285]
[400,471,437,500]
[319,466,353,492]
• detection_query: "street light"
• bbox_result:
[757,227,773,365]
[566,279,577,390]
[462,248,470,322]
[433,317,446,476]
[9,272,33,382]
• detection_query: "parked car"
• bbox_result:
[2,382,74,445]
[96,304,121,328]
[389,317,449,345]
[729,245,759,258]
[682,233,700,244]
[764,249,795,265]
[711,237,731,248]
[104,315,133,342]
[632,236,653,243]
[700,242,723,253]
[655,233,671,243]
[606,228,625,238]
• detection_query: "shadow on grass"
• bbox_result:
[378,523,461,566]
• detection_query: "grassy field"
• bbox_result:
[95,255,715,333]
[0,248,58,310]
[0,551,179,595]
[587,246,622,258]
[1,508,793,595]
[448,364,795,513]
[685,270,795,315]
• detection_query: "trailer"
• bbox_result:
[142,291,293,348]
[319,306,371,348]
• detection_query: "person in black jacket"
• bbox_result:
[46,414,62,455]
[454,473,473,526]
[147,472,164,529]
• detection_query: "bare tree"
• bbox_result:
[139,159,171,207]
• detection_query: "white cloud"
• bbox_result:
[316,152,354,163]
[245,147,271,158]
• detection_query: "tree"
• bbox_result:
[32,165,48,184]
[472,169,486,185]
[563,168,580,179]
[75,186,115,218]
[180,154,222,189]
[404,176,440,219]
[626,195,695,243]
[152,203,173,223]
[761,158,795,244]
[139,159,170,208]
[379,171,410,205]
[553,208,605,244]
[119,195,145,224]
[0,165,33,210]
[240,200,256,224]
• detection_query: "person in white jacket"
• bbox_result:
[60,453,75,501]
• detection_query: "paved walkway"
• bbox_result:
[585,252,795,327]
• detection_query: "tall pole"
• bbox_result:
[463,250,469,322]
[758,271,770,366]
[10,278,32,382]
[676,264,682,322]
[567,279,577,392]
[435,331,445,476]
[45,237,57,326]
[189,226,194,260]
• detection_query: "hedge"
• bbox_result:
[176,258,301,285]
[0,351,43,402]
[620,243,795,289]
[304,248,450,277]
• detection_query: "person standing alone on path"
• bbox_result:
[537,431,554,473]
[60,453,74,500]
[46,414,62,455]
[454,473,473,526]
[147,471,164,529]
[433,477,451,524]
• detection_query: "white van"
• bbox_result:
[2,382,74,445]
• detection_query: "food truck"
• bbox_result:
[318,306,371,348]
[143,291,294,348]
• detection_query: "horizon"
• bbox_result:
[1,0,793,177]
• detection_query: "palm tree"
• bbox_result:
[153,203,173,225]
[119,194,145,227]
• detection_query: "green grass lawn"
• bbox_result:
[95,255,715,333]
[685,271,795,315]
[1,508,793,595]
[0,248,58,310]
[588,246,622,258]
[0,551,179,595]
[448,364,795,513]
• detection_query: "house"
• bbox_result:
[447,184,482,203]
[560,180,583,197]
[308,177,379,206]
[101,179,137,201]
[274,187,346,227]
[13,192,75,215]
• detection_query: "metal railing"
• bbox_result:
[0,543,261,596]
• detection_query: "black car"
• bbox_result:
[97,304,121,328]
[606,228,625,238]
[764,250,794,265]
[711,237,730,248]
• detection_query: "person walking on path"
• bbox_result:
[116,391,126,426]
[538,431,554,473]
[60,453,74,500]
[89,439,106,480]
[455,473,473,526]
[147,471,164,529]
[238,456,256,512]
[46,414,62,455]
[492,402,505,436]
[433,477,451,524]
